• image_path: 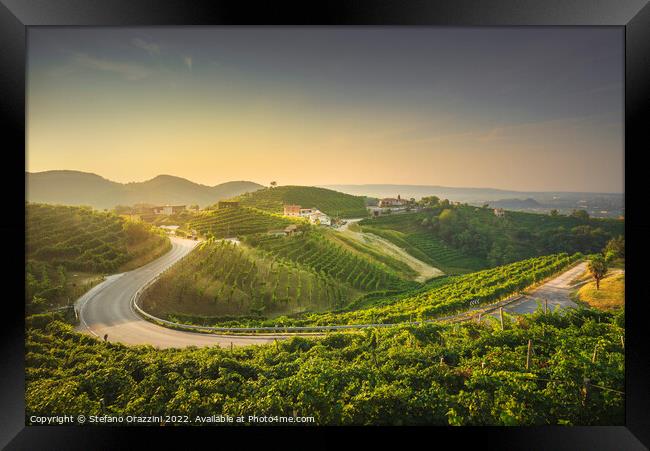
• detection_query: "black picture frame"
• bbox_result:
[2,0,649,448]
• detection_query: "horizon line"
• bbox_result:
[26,169,624,195]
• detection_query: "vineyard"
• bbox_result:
[26,203,170,311]
[191,253,580,328]
[27,203,169,271]
[187,206,296,238]
[362,225,486,274]
[26,307,624,425]
[328,231,419,280]
[244,231,414,293]
[140,239,354,319]
[234,185,368,218]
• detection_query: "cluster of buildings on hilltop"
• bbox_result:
[121,204,190,221]
[283,204,332,226]
[150,205,188,215]
[377,194,409,208]
[368,194,415,216]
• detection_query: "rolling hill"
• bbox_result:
[26,170,264,209]
[234,185,368,218]
[26,203,170,311]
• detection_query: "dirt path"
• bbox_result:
[335,219,443,282]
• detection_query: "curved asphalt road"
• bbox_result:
[76,237,303,349]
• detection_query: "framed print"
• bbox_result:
[2,0,649,448]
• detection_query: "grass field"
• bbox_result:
[575,271,624,311]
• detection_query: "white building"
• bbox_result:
[283,204,331,225]
[308,211,331,226]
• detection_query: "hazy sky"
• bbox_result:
[27,27,623,192]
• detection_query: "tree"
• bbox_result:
[604,235,624,261]
[587,255,608,290]
[270,181,277,188]
[571,209,590,220]
[550,209,559,217]
[419,196,439,207]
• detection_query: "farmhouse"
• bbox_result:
[283,204,302,216]
[378,195,407,208]
[282,204,331,226]
[218,200,240,209]
[285,224,299,235]
[308,211,331,226]
[494,208,505,217]
[267,224,302,237]
[153,205,186,215]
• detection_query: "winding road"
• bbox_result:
[76,235,586,349]
[76,237,302,349]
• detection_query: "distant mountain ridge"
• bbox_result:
[26,170,264,209]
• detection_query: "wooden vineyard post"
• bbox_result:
[620,335,625,350]
[526,339,532,370]
[230,342,233,351]
[592,343,598,363]
[477,312,482,323]
[499,307,504,330]
[544,299,548,314]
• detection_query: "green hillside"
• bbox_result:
[244,230,414,293]
[360,205,623,268]
[26,203,170,312]
[195,253,578,328]
[235,185,368,218]
[141,239,355,320]
[361,225,486,274]
[187,206,297,238]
